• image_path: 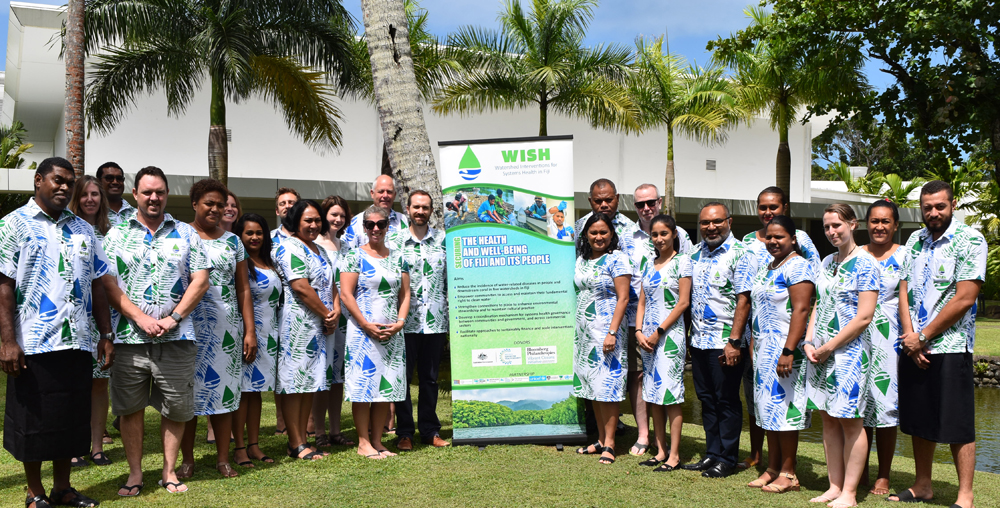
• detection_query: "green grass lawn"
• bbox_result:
[976,317,1000,357]
[2,379,998,507]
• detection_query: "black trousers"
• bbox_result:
[396,333,447,440]
[690,346,744,466]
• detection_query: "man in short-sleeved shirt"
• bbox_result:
[97,161,136,227]
[343,175,409,251]
[632,183,693,255]
[396,191,450,450]
[101,167,210,495]
[892,181,985,508]
[270,187,299,249]
[681,201,749,479]
[0,157,113,508]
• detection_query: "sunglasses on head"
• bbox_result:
[363,219,388,230]
[102,174,125,183]
[634,198,659,210]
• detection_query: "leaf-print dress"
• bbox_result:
[275,237,332,394]
[806,252,880,419]
[341,249,409,403]
[90,231,111,379]
[863,245,909,428]
[640,254,692,406]
[322,244,345,388]
[750,256,815,431]
[243,266,281,393]
[191,232,247,415]
[573,250,631,402]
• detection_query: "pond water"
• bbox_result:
[678,372,1000,473]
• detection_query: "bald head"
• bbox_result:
[371,175,397,212]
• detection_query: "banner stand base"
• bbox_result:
[555,444,563,452]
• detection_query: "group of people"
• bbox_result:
[1,160,450,507]
[570,179,983,508]
[0,157,984,508]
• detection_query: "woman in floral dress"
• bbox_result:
[232,213,281,467]
[340,205,411,460]
[573,213,631,466]
[181,179,256,478]
[635,215,690,472]
[804,204,879,508]
[860,199,913,496]
[745,216,815,493]
[275,200,339,461]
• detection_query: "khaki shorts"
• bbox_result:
[627,327,643,372]
[110,341,197,422]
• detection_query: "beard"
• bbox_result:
[925,213,953,234]
[704,235,725,250]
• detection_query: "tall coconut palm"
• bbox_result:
[84,0,359,186]
[631,35,746,215]
[712,7,866,196]
[359,0,444,227]
[433,0,639,136]
[64,0,85,175]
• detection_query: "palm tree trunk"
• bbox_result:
[539,89,548,137]
[775,101,791,196]
[64,0,85,176]
[663,123,676,216]
[208,78,228,186]
[361,0,443,228]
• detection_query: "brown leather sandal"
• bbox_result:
[747,468,779,488]
[762,472,800,493]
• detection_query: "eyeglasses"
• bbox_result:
[363,219,388,230]
[634,199,659,210]
[698,217,730,227]
[102,175,125,183]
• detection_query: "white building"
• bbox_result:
[1,2,924,248]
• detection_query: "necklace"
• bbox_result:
[768,254,791,271]
[831,244,858,273]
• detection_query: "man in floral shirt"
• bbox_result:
[101,167,210,495]
[396,190,449,450]
[0,157,114,508]
[343,175,409,251]
[892,181,985,508]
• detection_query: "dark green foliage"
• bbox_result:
[453,395,583,428]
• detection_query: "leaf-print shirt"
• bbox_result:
[342,209,409,251]
[402,226,448,334]
[0,199,109,354]
[690,233,747,350]
[107,200,136,228]
[905,221,987,354]
[741,229,821,274]
[102,213,211,344]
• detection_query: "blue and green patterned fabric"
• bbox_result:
[573,250,631,402]
[640,253,692,406]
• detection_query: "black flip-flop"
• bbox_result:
[26,494,52,508]
[69,456,88,468]
[158,480,187,493]
[117,483,143,497]
[638,457,663,467]
[888,489,931,503]
[653,462,679,472]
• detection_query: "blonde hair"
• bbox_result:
[69,175,111,235]
[824,203,857,223]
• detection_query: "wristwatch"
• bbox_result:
[100,333,114,341]
[656,326,666,336]
[170,312,183,323]
[728,338,741,348]
[918,332,927,345]
[781,347,795,357]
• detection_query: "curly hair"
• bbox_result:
[189,178,228,205]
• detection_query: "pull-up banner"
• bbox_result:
[438,135,586,446]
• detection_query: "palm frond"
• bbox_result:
[249,54,344,152]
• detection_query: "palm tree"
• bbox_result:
[84,0,359,186]
[359,0,444,227]
[433,0,639,136]
[0,121,36,169]
[64,0,85,175]
[879,173,925,207]
[712,7,866,196]
[631,35,745,215]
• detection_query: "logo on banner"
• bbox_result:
[458,145,482,181]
